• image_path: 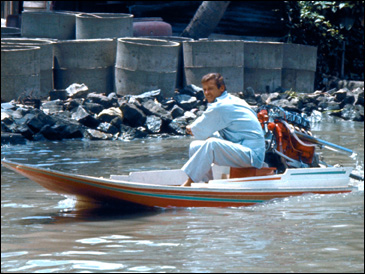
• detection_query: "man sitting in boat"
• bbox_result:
[181,73,266,186]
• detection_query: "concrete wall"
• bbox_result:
[1,34,318,102]
[244,42,282,93]
[183,40,317,94]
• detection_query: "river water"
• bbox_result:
[1,117,364,273]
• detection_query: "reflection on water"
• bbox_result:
[1,118,364,273]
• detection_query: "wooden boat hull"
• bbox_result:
[1,159,353,208]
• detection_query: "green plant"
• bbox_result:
[284,1,364,89]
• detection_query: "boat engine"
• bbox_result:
[257,105,319,172]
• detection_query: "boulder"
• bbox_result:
[97,107,123,123]
[120,103,146,127]
[174,94,198,110]
[140,99,172,122]
[86,129,114,140]
[146,115,163,134]
[130,89,163,103]
[86,92,116,109]
[119,125,148,140]
[96,122,119,135]
[83,102,104,115]
[170,104,185,119]
[71,106,100,129]
[26,111,56,133]
[179,84,204,100]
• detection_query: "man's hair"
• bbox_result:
[201,73,226,90]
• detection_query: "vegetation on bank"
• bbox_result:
[283,1,364,89]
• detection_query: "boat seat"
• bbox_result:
[229,167,277,179]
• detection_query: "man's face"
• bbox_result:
[202,79,225,103]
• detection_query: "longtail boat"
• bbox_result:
[0,159,354,208]
[1,106,361,208]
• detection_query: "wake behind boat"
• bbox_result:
[1,105,361,208]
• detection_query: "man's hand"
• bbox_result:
[186,125,193,136]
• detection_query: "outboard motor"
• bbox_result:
[257,105,319,172]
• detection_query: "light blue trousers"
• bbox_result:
[181,137,260,182]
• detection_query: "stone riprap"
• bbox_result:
[1,84,363,145]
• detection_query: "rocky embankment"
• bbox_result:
[1,83,364,145]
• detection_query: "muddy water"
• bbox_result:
[1,118,364,273]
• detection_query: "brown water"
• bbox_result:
[1,117,364,273]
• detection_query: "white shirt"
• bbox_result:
[190,91,265,153]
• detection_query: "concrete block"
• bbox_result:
[76,13,133,39]
[244,41,283,69]
[183,40,244,68]
[244,68,282,93]
[1,46,41,102]
[281,69,315,93]
[54,39,116,69]
[115,68,177,96]
[21,11,76,40]
[54,67,114,93]
[115,38,180,96]
[282,44,317,71]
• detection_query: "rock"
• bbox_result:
[338,80,364,90]
[97,107,123,123]
[120,103,146,127]
[354,88,364,106]
[41,113,85,140]
[3,83,364,144]
[13,124,34,140]
[146,115,162,134]
[41,99,64,114]
[183,110,197,121]
[270,99,299,112]
[334,88,349,102]
[39,124,63,140]
[265,92,281,104]
[61,124,85,139]
[301,102,318,114]
[83,102,104,115]
[26,111,56,133]
[64,98,84,112]
[174,94,198,110]
[1,102,17,110]
[86,92,116,109]
[130,89,163,103]
[255,94,263,105]
[160,98,176,110]
[245,97,257,105]
[326,101,341,111]
[49,89,68,101]
[1,111,13,126]
[140,99,172,122]
[179,84,205,100]
[168,117,188,135]
[340,104,364,121]
[96,122,119,135]
[243,87,256,98]
[110,116,124,131]
[170,104,185,119]
[86,129,114,140]
[71,106,100,129]
[66,83,89,98]
[119,125,148,140]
